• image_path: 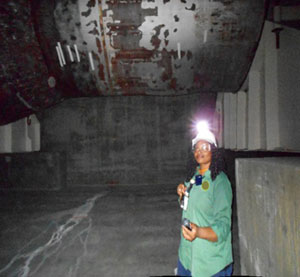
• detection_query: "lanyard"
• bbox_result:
[181,174,203,211]
[187,174,203,193]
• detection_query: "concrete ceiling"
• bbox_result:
[0,0,267,125]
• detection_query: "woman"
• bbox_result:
[177,127,233,277]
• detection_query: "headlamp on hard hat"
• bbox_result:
[192,120,217,149]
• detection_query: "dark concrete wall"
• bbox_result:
[41,95,215,188]
[0,152,65,190]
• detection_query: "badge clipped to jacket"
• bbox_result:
[195,175,203,186]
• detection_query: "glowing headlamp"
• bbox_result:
[192,120,217,148]
[196,121,209,133]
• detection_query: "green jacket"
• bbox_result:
[178,169,233,277]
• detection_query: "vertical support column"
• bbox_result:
[0,116,40,153]
[247,26,266,150]
[248,70,266,150]
[229,93,237,150]
[223,92,237,150]
[265,21,280,150]
[27,115,41,151]
[11,118,32,152]
[213,93,224,147]
[219,20,300,152]
[223,93,231,149]
[25,121,32,152]
[277,25,300,151]
[0,124,12,153]
[237,91,247,150]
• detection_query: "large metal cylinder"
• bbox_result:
[0,0,267,124]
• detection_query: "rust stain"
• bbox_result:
[115,49,153,60]
[102,0,158,95]
[115,77,146,96]
[169,78,177,90]
[96,37,102,54]
[99,63,105,80]
[158,48,174,82]
[98,0,113,94]
[187,50,193,61]
[151,24,165,50]
[106,23,141,38]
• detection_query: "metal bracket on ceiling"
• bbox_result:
[272,27,284,49]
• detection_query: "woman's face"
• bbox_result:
[193,140,212,167]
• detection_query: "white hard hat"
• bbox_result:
[192,129,217,148]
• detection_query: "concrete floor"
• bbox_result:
[0,186,240,277]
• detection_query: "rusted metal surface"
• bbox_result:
[0,0,56,125]
[0,0,267,124]
[51,0,267,95]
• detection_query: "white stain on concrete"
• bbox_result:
[0,194,103,277]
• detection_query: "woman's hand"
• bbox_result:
[182,222,199,242]
[177,183,186,199]
[182,223,219,242]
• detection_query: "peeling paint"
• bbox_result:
[185,3,196,11]
[164,29,169,38]
[87,0,96,7]
[151,24,165,49]
[81,8,92,17]
[43,0,266,97]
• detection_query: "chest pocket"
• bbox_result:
[188,179,214,223]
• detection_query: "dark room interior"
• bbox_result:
[0,1,299,276]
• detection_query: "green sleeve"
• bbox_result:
[210,174,232,243]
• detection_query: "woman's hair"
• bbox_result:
[209,144,225,181]
[185,143,225,182]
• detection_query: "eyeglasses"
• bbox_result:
[193,143,211,153]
